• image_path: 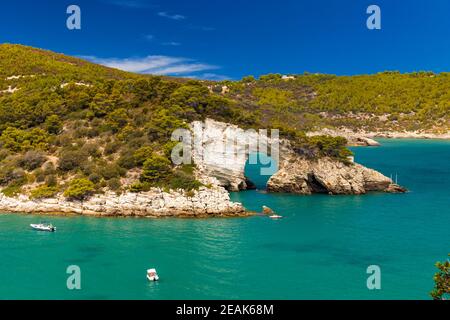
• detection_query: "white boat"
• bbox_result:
[147,268,159,282]
[30,223,56,232]
[269,215,283,219]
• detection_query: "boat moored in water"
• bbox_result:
[30,223,56,232]
[147,268,159,282]
[269,215,283,219]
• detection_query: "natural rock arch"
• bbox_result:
[191,119,401,195]
[191,119,283,191]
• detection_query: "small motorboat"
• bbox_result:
[30,223,56,232]
[269,215,283,220]
[147,268,159,282]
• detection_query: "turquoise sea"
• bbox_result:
[0,139,449,300]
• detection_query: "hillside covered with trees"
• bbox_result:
[0,44,447,200]
[0,44,352,199]
[217,72,449,133]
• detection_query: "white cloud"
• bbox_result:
[200,73,232,81]
[158,11,186,20]
[162,41,181,46]
[82,55,220,76]
[144,34,154,41]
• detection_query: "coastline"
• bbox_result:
[308,128,450,146]
[0,186,250,218]
[365,131,450,140]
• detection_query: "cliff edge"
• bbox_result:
[193,119,405,195]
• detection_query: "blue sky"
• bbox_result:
[0,0,449,79]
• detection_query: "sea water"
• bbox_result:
[0,139,449,299]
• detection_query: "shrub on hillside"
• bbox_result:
[0,127,50,152]
[34,168,46,183]
[45,174,58,187]
[166,165,203,191]
[88,173,102,184]
[133,146,154,167]
[64,178,95,200]
[308,135,354,162]
[107,178,122,192]
[117,151,136,170]
[58,149,88,172]
[140,154,172,183]
[0,167,26,186]
[99,163,126,180]
[45,115,63,135]
[30,185,59,199]
[17,151,47,171]
[104,141,120,155]
[129,182,151,193]
[81,142,101,158]
[106,108,129,132]
[2,184,23,197]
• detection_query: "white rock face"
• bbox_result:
[0,186,246,217]
[267,156,396,195]
[191,119,280,191]
[0,119,405,217]
[189,119,398,195]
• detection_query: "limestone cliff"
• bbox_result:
[191,119,280,191]
[193,119,404,195]
[0,119,405,218]
[267,157,399,195]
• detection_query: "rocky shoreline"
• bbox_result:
[0,186,248,218]
[192,120,406,196]
[0,120,410,218]
[267,156,406,195]
[307,128,450,146]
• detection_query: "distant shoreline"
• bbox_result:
[363,131,450,140]
[308,128,450,147]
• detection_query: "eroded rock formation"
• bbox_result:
[192,119,281,191]
[192,119,404,195]
[0,119,405,218]
[0,186,246,217]
[267,157,398,195]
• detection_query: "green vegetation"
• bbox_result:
[308,135,353,162]
[30,185,59,199]
[431,254,450,300]
[0,127,50,152]
[131,164,203,192]
[0,44,446,200]
[0,44,260,200]
[64,178,95,200]
[224,72,450,132]
[141,154,172,183]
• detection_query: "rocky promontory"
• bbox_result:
[0,119,406,217]
[267,156,401,195]
[193,119,405,196]
[0,185,246,217]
